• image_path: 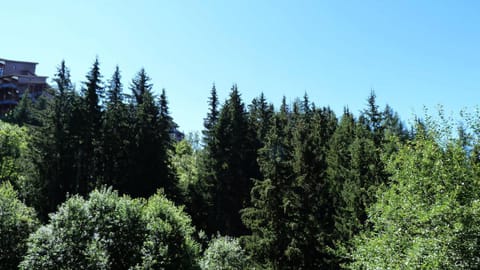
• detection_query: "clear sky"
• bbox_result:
[2,1,480,132]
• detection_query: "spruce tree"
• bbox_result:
[288,106,337,269]
[326,109,360,266]
[102,66,131,190]
[157,88,178,199]
[248,92,274,146]
[242,103,294,269]
[9,89,35,126]
[363,90,384,146]
[202,83,219,145]
[78,57,104,194]
[208,84,259,236]
[36,60,77,215]
[130,68,152,105]
[127,69,177,199]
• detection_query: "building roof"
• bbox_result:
[0,58,38,65]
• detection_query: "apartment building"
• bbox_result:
[0,58,48,113]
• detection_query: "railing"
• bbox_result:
[0,83,17,89]
[0,100,18,105]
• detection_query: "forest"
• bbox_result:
[1,58,480,269]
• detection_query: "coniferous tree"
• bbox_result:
[130,68,152,105]
[363,90,384,146]
[203,83,219,145]
[127,69,177,199]
[208,84,259,236]
[326,109,359,266]
[102,66,131,190]
[288,106,337,269]
[157,88,178,199]
[36,60,77,215]
[242,101,294,269]
[78,57,104,195]
[8,89,36,126]
[244,99,339,269]
[188,85,220,233]
[129,75,160,197]
[248,92,274,146]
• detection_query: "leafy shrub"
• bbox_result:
[134,192,200,269]
[0,182,39,269]
[200,236,250,270]
[20,188,200,269]
[0,121,42,209]
[349,133,480,269]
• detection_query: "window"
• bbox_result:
[0,67,3,76]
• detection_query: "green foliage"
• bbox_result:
[0,121,42,208]
[20,188,200,269]
[203,83,219,144]
[243,102,340,269]
[7,89,40,126]
[0,121,30,184]
[204,84,260,236]
[36,62,179,217]
[172,136,211,231]
[102,66,132,190]
[136,192,200,269]
[20,188,145,269]
[349,127,480,269]
[35,60,82,216]
[200,236,250,270]
[0,182,39,269]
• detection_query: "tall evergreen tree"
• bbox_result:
[363,90,384,146]
[190,85,220,233]
[157,88,178,199]
[288,106,337,269]
[244,102,339,269]
[203,83,219,144]
[130,68,152,105]
[78,57,104,195]
[326,109,360,266]
[8,89,36,126]
[208,84,259,236]
[102,66,131,190]
[36,60,77,215]
[126,69,177,200]
[248,92,274,146]
[242,106,295,269]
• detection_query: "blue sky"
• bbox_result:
[2,1,480,132]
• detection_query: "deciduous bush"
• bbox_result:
[20,188,200,269]
[200,236,250,270]
[0,182,39,269]
[350,129,480,269]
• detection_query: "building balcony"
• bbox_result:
[0,83,17,89]
[0,100,18,105]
